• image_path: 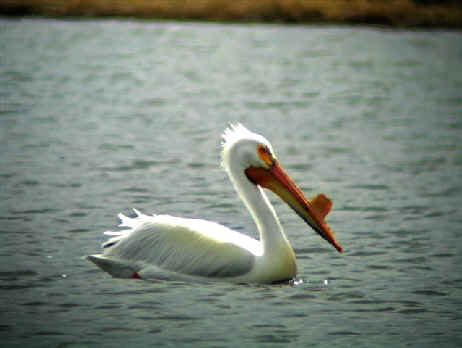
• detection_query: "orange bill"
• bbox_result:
[245,162,343,253]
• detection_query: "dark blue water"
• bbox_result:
[1,18,462,347]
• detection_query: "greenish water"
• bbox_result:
[1,18,461,347]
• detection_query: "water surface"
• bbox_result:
[1,18,462,347]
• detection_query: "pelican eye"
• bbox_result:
[257,144,274,167]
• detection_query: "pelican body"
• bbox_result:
[88,124,342,283]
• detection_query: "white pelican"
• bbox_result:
[88,124,342,283]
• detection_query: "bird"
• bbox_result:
[87,124,342,283]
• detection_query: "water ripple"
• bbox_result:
[1,19,461,348]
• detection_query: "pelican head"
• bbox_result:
[222,123,342,253]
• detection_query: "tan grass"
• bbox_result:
[1,0,461,28]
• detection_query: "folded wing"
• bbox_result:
[92,212,256,278]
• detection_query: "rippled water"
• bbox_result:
[1,18,462,347]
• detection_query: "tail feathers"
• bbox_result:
[117,212,136,228]
[102,209,155,248]
[104,230,123,236]
[117,208,153,228]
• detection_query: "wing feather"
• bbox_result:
[102,214,256,278]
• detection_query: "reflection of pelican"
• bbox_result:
[88,124,342,283]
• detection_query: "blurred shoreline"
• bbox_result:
[1,0,461,28]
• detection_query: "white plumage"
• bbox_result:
[88,124,342,283]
